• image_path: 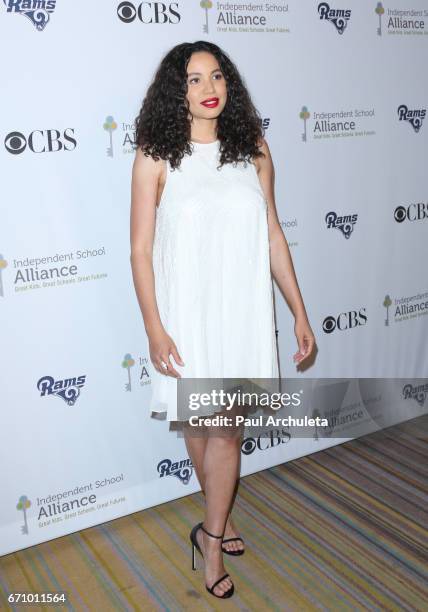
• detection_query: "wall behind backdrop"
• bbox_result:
[1,1,427,556]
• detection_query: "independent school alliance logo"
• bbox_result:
[397,104,426,133]
[3,0,56,31]
[157,458,193,484]
[403,382,428,408]
[383,291,428,325]
[0,253,7,297]
[376,2,428,36]
[300,105,375,141]
[325,211,358,239]
[121,353,151,391]
[37,374,86,405]
[200,1,290,35]
[8,247,107,294]
[318,2,351,34]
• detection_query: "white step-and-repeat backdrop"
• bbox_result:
[1,1,427,556]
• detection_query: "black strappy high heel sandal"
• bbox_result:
[222,536,245,556]
[198,495,245,557]
[190,522,235,599]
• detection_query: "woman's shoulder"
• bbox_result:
[252,137,272,173]
[133,146,166,181]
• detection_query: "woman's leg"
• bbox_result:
[184,417,244,596]
[183,428,207,489]
[184,424,245,553]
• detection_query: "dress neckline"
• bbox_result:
[190,139,219,146]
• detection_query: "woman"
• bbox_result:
[130,41,315,599]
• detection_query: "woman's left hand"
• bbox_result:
[293,316,316,365]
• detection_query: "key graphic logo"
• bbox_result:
[200,0,213,33]
[383,294,392,326]
[122,353,135,391]
[375,2,385,35]
[300,106,310,142]
[121,353,150,391]
[0,253,7,297]
[103,116,118,158]
[17,495,31,535]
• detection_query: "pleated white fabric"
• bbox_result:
[148,139,279,421]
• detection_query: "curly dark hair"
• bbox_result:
[133,40,266,170]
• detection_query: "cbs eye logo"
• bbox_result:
[322,308,367,334]
[4,129,77,155]
[394,204,428,223]
[117,1,180,24]
[4,132,27,155]
[241,437,256,455]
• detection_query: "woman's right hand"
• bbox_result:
[148,327,185,378]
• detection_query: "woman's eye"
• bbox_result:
[189,74,222,84]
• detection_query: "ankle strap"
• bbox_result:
[201,523,224,539]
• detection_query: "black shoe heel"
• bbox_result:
[189,522,235,599]
[191,541,196,570]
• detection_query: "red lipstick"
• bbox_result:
[200,97,219,108]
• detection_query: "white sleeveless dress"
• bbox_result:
[148,139,279,421]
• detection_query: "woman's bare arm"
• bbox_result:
[254,138,316,364]
[130,147,164,335]
[254,139,307,320]
[130,148,184,377]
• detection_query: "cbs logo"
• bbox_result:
[4,129,77,155]
[117,2,180,24]
[394,204,428,223]
[241,429,291,455]
[322,309,367,334]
